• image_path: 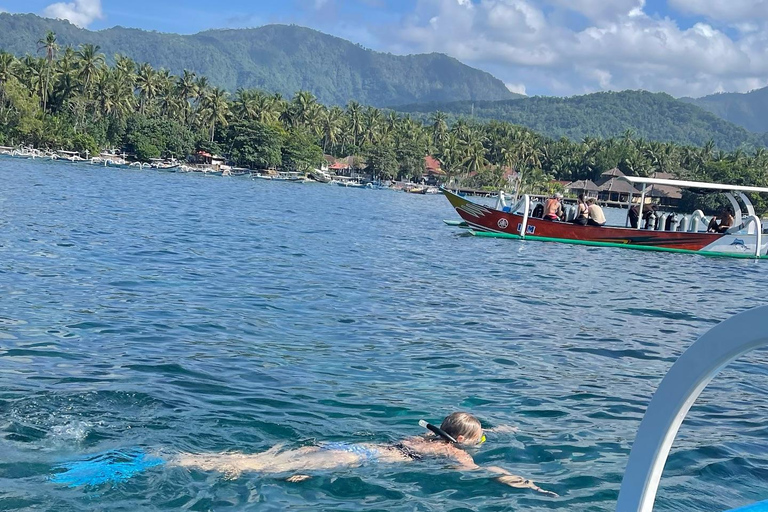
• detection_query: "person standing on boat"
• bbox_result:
[543,193,564,221]
[628,204,640,228]
[586,198,606,227]
[572,194,589,225]
[707,208,734,233]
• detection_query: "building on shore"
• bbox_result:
[565,179,600,198]
[596,168,640,203]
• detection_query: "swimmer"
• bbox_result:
[51,412,557,497]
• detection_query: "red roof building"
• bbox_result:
[425,156,444,175]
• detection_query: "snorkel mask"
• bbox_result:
[419,420,486,445]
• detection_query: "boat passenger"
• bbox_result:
[543,193,563,221]
[707,208,734,233]
[628,204,640,228]
[586,198,606,227]
[51,412,557,497]
[532,203,545,218]
[572,194,589,225]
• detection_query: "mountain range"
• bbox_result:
[1,13,767,149]
[397,91,765,151]
[0,13,516,107]
[681,88,768,133]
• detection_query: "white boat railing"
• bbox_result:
[495,191,508,211]
[519,194,531,238]
[616,306,768,511]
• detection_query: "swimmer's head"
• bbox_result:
[440,412,485,445]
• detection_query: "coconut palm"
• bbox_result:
[75,43,105,96]
[200,87,230,142]
[37,31,58,112]
[135,63,161,114]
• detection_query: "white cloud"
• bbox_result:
[544,0,645,22]
[668,0,768,23]
[388,0,768,97]
[42,0,103,28]
[505,82,527,94]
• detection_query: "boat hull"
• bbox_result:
[443,190,767,257]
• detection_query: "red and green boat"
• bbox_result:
[443,176,768,259]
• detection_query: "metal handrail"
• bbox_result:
[616,306,768,511]
[520,195,531,238]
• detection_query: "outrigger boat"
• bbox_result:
[443,176,768,259]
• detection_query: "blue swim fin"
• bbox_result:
[51,448,164,487]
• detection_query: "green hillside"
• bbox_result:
[0,13,516,107]
[681,87,768,133]
[398,90,764,151]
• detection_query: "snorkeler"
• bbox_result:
[51,412,557,497]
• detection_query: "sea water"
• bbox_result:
[1,157,767,511]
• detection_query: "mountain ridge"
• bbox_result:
[680,87,768,133]
[397,90,766,151]
[0,13,516,106]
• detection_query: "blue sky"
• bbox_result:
[3,0,767,97]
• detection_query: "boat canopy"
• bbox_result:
[620,176,768,194]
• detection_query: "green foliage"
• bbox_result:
[398,91,761,152]
[225,120,283,169]
[4,26,768,207]
[125,115,194,160]
[282,129,322,172]
[365,143,398,179]
[0,14,516,106]
[71,132,98,155]
[682,87,768,134]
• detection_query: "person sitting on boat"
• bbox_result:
[707,208,734,233]
[572,194,589,226]
[586,198,606,227]
[532,202,545,218]
[543,193,564,221]
[50,412,557,497]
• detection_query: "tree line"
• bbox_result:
[2,32,768,210]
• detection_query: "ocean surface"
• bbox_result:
[1,157,768,512]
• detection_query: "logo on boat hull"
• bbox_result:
[731,238,746,247]
[517,223,535,234]
[497,218,509,229]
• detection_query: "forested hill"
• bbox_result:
[0,13,516,107]
[397,91,764,151]
[680,87,768,134]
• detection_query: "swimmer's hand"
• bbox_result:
[487,466,558,497]
[286,474,311,483]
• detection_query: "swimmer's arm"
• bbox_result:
[484,465,558,497]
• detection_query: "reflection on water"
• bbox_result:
[0,157,767,511]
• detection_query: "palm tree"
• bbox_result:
[175,70,197,123]
[290,90,319,129]
[0,51,16,104]
[200,87,230,142]
[320,106,343,153]
[76,43,105,96]
[346,101,363,147]
[37,31,58,112]
[431,111,448,151]
[135,63,160,114]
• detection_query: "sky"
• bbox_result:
[3,0,768,98]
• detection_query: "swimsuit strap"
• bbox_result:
[392,443,423,461]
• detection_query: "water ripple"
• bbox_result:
[0,158,767,510]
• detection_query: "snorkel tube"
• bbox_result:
[419,419,457,443]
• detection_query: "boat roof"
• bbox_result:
[620,176,768,194]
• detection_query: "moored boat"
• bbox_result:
[443,176,768,258]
